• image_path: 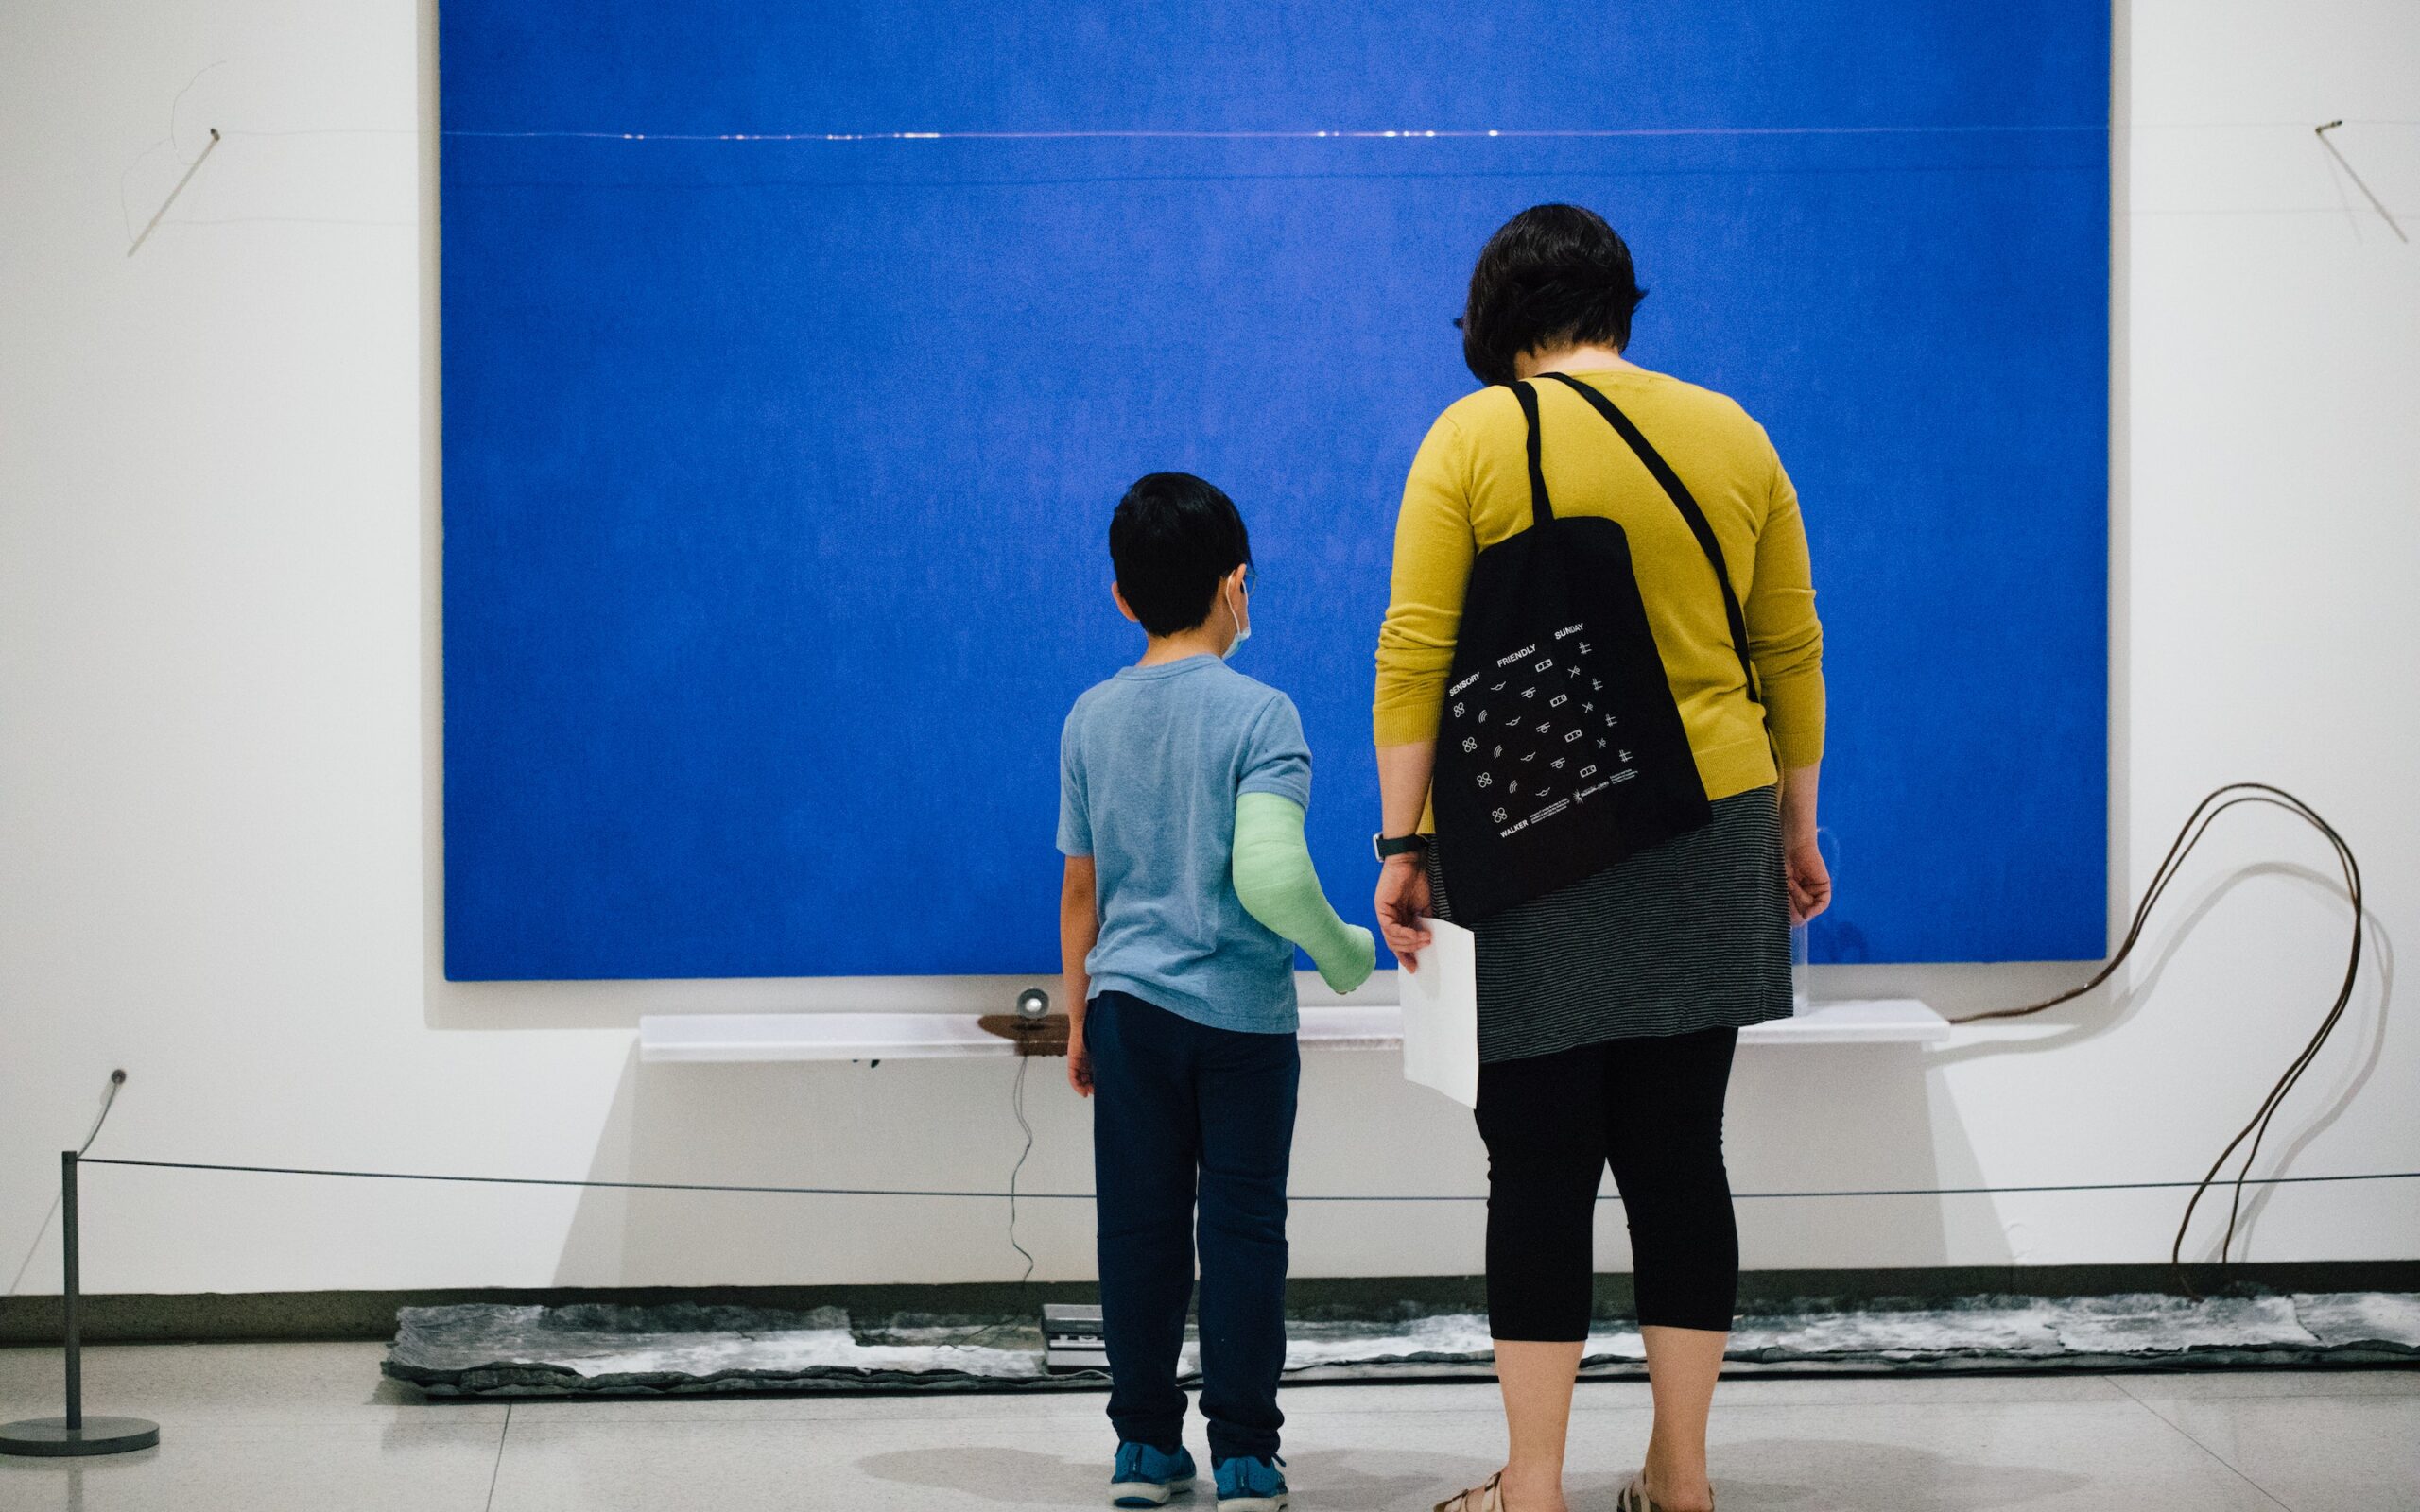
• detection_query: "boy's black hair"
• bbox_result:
[1459,203,1649,386]
[1109,472,1253,638]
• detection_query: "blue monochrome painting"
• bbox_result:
[441,1,2109,979]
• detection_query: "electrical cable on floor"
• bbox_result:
[6,1070,126,1297]
[946,1054,1046,1349]
[1945,782,2366,1292]
[1004,1051,1038,1284]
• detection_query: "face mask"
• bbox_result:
[1221,572,1253,660]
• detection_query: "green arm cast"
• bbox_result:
[1232,791,1377,994]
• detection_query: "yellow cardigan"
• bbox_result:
[1374,368,1824,802]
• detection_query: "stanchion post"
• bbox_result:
[63,1150,80,1432]
[0,1150,160,1457]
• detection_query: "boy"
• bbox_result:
[1059,472,1376,1511]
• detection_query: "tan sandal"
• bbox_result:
[1434,1469,1508,1512]
[1616,1474,1712,1512]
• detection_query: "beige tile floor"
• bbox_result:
[2,1342,2413,1510]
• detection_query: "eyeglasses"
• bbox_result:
[1241,565,1258,595]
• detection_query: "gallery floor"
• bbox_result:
[3,1342,2413,1510]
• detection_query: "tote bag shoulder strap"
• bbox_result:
[1538,370,1760,706]
[1505,379,1554,528]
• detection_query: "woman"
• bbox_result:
[1372,204,1831,1512]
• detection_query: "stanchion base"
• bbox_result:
[0,1416,161,1457]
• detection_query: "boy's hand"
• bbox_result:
[1374,853,1433,972]
[1066,1020,1094,1097]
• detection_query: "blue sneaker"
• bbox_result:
[1111,1441,1197,1507]
[1214,1455,1288,1511]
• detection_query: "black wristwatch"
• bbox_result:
[1372,832,1431,863]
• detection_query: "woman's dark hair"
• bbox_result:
[1459,204,1648,386]
[1109,472,1253,637]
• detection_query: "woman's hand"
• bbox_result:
[1778,762,1829,924]
[1373,743,1440,971]
[1785,833,1831,924]
[1374,853,1434,971]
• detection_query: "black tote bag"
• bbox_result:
[1429,373,1762,922]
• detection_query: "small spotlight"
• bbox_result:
[1014,987,1050,1020]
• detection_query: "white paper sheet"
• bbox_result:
[1398,916,1479,1108]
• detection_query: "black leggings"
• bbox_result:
[1475,1026,1739,1338]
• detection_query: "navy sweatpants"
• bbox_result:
[1085,989,1299,1463]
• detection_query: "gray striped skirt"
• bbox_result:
[1426,784,1795,1064]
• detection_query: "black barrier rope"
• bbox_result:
[76,1156,2420,1204]
[22,782,2394,1314]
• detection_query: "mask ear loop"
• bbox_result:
[1223,566,1253,655]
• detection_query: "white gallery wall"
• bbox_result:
[3,1,2415,1298]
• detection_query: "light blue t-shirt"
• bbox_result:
[1058,655,1314,1034]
